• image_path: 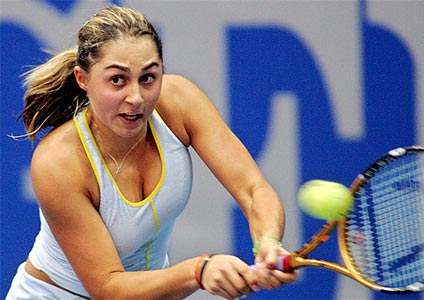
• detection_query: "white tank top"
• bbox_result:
[28,108,193,297]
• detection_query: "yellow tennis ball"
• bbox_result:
[297,180,354,220]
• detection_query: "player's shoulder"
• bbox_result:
[32,120,85,180]
[31,120,97,216]
[162,74,195,91]
[157,74,205,146]
[161,74,206,102]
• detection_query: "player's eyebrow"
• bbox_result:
[105,61,160,73]
[142,62,160,72]
[105,63,129,72]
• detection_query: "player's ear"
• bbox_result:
[74,66,88,91]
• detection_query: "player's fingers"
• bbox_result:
[254,264,295,290]
[256,240,285,269]
[221,265,257,298]
[202,256,255,299]
[205,273,251,299]
[206,284,235,300]
[253,265,276,290]
[261,251,279,269]
[274,268,298,283]
[237,266,260,295]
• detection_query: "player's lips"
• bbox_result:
[119,113,143,122]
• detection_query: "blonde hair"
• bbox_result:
[20,6,162,141]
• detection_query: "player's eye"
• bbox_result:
[140,74,155,84]
[111,76,125,86]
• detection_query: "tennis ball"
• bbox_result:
[297,180,353,220]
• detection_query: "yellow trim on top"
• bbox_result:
[74,110,101,185]
[144,199,160,270]
[79,107,167,207]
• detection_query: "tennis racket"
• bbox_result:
[273,146,424,293]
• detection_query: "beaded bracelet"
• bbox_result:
[252,236,282,255]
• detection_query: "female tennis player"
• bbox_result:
[6,6,296,299]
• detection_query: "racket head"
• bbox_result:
[339,146,424,293]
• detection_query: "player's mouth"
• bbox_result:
[119,113,143,122]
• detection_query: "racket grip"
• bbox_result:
[249,255,293,272]
[276,255,293,272]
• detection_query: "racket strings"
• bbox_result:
[345,151,424,290]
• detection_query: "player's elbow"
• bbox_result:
[86,272,128,300]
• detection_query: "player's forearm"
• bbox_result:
[88,258,199,300]
[248,184,285,245]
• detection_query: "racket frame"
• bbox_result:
[284,146,424,293]
[338,146,424,293]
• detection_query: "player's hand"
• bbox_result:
[200,254,259,299]
[254,239,298,290]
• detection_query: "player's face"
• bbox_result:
[76,36,163,139]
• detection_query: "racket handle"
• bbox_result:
[276,255,294,272]
[249,255,293,272]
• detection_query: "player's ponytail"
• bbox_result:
[20,48,88,141]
